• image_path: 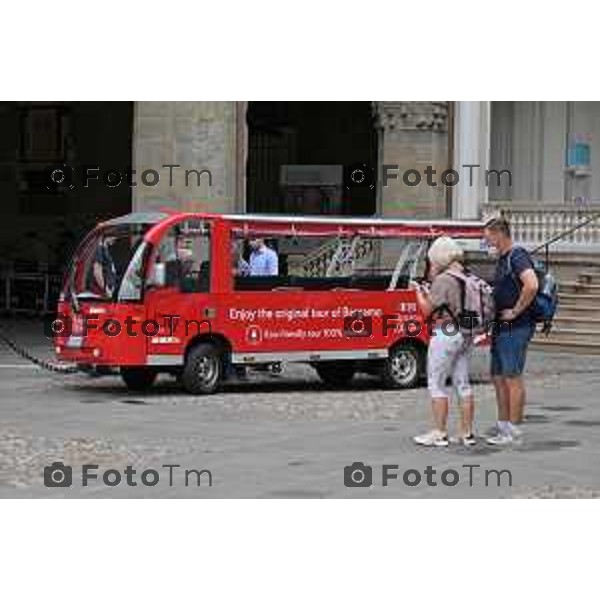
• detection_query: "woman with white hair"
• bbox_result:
[411,235,476,447]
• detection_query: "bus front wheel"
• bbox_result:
[121,367,157,392]
[381,344,422,389]
[182,343,222,394]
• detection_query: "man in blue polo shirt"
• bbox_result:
[484,217,539,445]
[249,238,279,276]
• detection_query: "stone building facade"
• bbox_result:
[132,101,488,220]
[133,101,246,214]
[131,100,600,256]
[4,100,600,276]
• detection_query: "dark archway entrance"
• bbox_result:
[246,102,377,216]
[0,101,134,313]
[0,101,134,267]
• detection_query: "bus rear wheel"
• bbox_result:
[182,343,222,394]
[381,344,422,389]
[121,367,157,392]
[314,361,356,388]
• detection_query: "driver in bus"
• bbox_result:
[176,236,194,262]
[90,235,118,296]
[175,236,198,290]
[248,237,278,276]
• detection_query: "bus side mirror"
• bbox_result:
[148,263,166,287]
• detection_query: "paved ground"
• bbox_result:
[1,317,600,498]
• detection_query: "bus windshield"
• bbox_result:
[66,224,151,302]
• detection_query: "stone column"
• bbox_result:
[452,101,491,219]
[374,101,450,218]
[132,101,245,213]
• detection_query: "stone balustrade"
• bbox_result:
[483,202,600,252]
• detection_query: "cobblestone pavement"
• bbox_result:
[1,318,600,498]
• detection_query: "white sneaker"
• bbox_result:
[414,430,449,447]
[506,423,523,439]
[486,432,514,445]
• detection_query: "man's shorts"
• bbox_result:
[490,323,535,377]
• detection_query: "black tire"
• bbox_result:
[121,367,157,392]
[314,361,356,388]
[182,342,222,394]
[381,343,423,389]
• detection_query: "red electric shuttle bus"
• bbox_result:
[54,212,486,393]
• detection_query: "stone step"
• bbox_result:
[560,281,600,294]
[578,271,600,284]
[526,267,600,353]
[542,327,600,343]
[531,336,600,355]
[553,315,600,331]
[557,301,600,317]
[557,304,600,319]
[559,292,600,304]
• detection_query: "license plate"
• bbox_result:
[66,336,83,349]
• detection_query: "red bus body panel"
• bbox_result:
[54,212,485,368]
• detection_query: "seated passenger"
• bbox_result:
[248,237,278,276]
